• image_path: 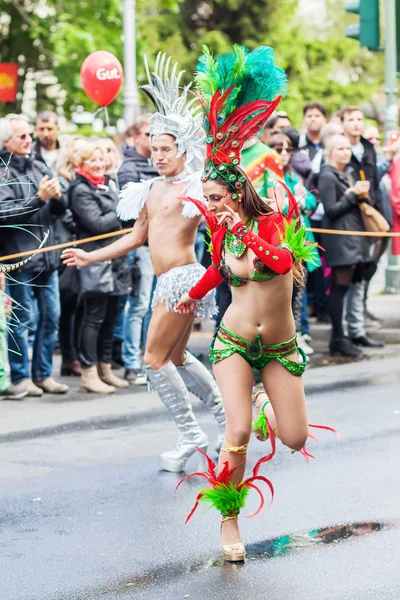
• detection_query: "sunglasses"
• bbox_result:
[275,146,292,154]
[17,132,33,140]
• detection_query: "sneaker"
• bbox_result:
[302,333,312,343]
[15,379,43,397]
[134,372,147,386]
[297,333,314,356]
[34,377,69,394]
[0,384,29,400]
[124,368,140,384]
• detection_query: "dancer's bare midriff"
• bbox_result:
[216,247,295,345]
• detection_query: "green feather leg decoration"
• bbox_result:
[199,483,250,517]
[280,219,320,267]
[253,412,268,439]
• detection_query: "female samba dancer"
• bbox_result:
[176,45,337,562]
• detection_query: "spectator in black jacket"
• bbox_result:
[55,136,89,377]
[32,111,61,174]
[299,102,327,162]
[118,113,157,186]
[114,114,158,385]
[319,134,371,358]
[69,142,131,394]
[0,114,69,396]
[340,106,384,349]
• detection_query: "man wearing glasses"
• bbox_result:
[0,114,69,397]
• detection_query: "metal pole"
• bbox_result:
[123,0,140,125]
[384,0,400,293]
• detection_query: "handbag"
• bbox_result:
[78,260,114,294]
[359,201,390,237]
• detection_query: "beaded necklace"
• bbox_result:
[163,170,189,183]
[225,219,257,258]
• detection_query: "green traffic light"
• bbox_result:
[345,0,380,50]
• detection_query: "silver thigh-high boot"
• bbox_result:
[177,351,225,452]
[144,361,208,472]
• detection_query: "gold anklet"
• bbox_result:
[221,439,248,454]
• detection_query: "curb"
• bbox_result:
[309,324,400,345]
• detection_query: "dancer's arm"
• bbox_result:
[61,205,149,267]
[188,264,224,300]
[230,218,293,275]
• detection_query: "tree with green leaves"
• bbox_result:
[0,0,385,125]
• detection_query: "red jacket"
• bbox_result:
[389,158,400,255]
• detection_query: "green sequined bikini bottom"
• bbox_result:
[209,322,307,376]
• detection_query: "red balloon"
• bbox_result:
[80,51,124,107]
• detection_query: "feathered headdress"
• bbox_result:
[141,53,204,171]
[195,45,287,197]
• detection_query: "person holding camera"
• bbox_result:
[0,114,69,396]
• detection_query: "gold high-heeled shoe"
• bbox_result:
[221,515,245,562]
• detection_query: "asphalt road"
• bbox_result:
[1,359,400,600]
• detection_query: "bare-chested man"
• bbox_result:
[62,54,225,472]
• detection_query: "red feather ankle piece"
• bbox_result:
[175,447,275,524]
[299,425,341,463]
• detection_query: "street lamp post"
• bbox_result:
[123,0,140,126]
[384,0,400,293]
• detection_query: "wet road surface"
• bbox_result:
[1,361,400,600]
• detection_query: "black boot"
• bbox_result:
[329,337,362,358]
[350,335,384,348]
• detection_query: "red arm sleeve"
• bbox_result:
[389,159,400,217]
[230,219,293,275]
[189,264,224,300]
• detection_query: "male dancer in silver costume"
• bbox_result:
[62,54,225,472]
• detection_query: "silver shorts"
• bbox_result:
[152,263,218,321]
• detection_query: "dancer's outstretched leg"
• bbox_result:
[144,304,208,471]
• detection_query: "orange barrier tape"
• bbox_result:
[0,226,400,263]
[0,228,133,262]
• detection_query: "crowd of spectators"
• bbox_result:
[0,101,399,399]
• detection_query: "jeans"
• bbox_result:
[195,230,206,264]
[122,246,154,369]
[7,270,60,383]
[78,293,120,367]
[113,250,136,342]
[0,295,10,391]
[301,287,310,336]
[343,281,366,338]
[142,275,157,350]
[113,294,128,342]
[214,281,231,331]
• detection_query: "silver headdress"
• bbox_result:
[141,53,204,172]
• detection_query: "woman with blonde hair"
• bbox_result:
[319,133,371,357]
[68,141,130,393]
[97,138,122,190]
[55,136,89,377]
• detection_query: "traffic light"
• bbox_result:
[345,0,380,50]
